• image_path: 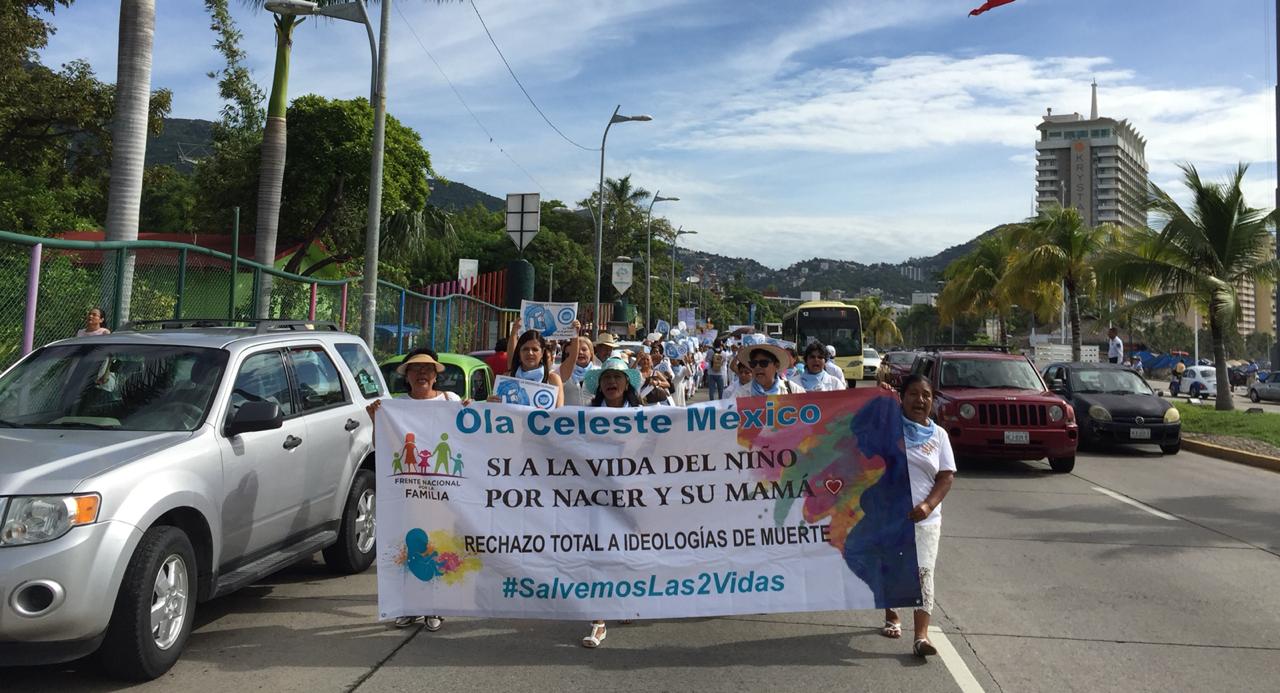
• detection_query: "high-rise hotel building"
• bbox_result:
[1035,82,1149,229]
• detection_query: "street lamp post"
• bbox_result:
[669,227,696,324]
[264,0,388,348]
[593,105,651,337]
[644,192,678,333]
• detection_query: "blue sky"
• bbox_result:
[39,0,1279,267]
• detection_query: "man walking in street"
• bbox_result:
[1107,327,1123,364]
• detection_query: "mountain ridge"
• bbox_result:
[147,117,990,301]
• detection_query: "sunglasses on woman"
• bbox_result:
[748,359,775,368]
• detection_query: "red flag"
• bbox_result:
[969,0,1016,16]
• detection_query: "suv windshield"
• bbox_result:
[1069,368,1153,395]
[0,344,228,431]
[939,357,1043,390]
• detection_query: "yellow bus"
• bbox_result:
[781,301,864,385]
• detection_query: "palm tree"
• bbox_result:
[102,0,156,324]
[1004,204,1113,361]
[939,227,1061,344]
[247,0,456,318]
[855,296,902,347]
[249,5,305,317]
[1097,163,1279,410]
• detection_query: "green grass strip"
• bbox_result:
[1174,402,1280,448]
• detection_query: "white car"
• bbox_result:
[1175,366,1217,398]
[861,348,881,380]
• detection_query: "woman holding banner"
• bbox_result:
[365,348,462,632]
[508,329,565,407]
[880,373,956,659]
[579,358,646,647]
[789,341,845,392]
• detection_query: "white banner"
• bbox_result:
[375,391,921,621]
[492,375,559,410]
[520,300,578,340]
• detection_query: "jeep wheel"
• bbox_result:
[1048,456,1076,473]
[324,468,377,574]
[98,526,196,681]
[1160,441,1181,455]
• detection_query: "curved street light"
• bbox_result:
[644,192,678,333]
[669,227,697,324]
[593,105,651,337]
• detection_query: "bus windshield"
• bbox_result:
[794,307,862,358]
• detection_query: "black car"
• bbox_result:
[1042,362,1181,455]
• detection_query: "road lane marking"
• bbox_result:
[1091,486,1178,520]
[928,626,985,693]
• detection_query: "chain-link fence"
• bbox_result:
[0,231,519,371]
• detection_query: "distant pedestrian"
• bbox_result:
[1107,327,1123,364]
[879,373,956,659]
[76,307,111,337]
[484,337,509,376]
[823,344,848,388]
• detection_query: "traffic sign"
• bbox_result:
[612,261,633,295]
[506,193,540,251]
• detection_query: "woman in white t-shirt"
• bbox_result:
[365,348,463,633]
[880,373,955,659]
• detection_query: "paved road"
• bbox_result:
[6,432,1279,691]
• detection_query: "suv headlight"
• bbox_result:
[1164,407,1181,423]
[959,403,976,420]
[1047,405,1064,422]
[0,494,100,547]
[1088,405,1111,422]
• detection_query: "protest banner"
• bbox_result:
[492,375,560,410]
[678,308,696,330]
[655,319,671,335]
[521,300,579,340]
[700,330,719,346]
[375,390,921,621]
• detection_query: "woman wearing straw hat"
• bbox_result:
[738,343,805,395]
[578,358,645,648]
[365,347,462,632]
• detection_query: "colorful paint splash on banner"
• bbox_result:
[393,528,483,585]
[735,390,920,608]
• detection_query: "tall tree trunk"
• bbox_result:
[1209,299,1234,411]
[102,0,155,327]
[253,15,297,318]
[1067,280,1082,362]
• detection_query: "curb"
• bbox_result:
[1181,438,1280,474]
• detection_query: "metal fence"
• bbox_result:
[0,230,518,369]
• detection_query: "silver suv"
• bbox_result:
[0,320,383,680]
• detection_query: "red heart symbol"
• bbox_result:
[824,479,843,495]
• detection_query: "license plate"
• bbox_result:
[1129,428,1151,440]
[1004,431,1030,444]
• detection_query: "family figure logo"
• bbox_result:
[392,432,465,477]
[391,432,465,501]
[395,528,482,584]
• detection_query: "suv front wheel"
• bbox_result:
[324,468,377,574]
[98,525,197,681]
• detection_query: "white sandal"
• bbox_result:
[581,621,607,648]
[424,616,443,632]
[880,620,902,639]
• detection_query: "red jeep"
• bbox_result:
[911,346,1079,473]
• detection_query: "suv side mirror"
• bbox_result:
[226,401,283,437]
[1049,378,1067,394]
